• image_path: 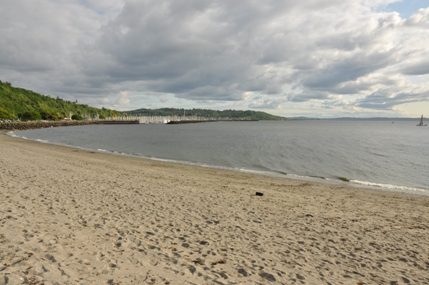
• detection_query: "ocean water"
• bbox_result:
[10,120,429,196]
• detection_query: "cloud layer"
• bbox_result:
[1,0,428,117]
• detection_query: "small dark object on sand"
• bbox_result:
[255,192,264,196]
[212,259,226,265]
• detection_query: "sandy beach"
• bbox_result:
[1,130,428,285]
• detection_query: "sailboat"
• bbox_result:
[417,115,427,126]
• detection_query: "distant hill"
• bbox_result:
[0,81,122,121]
[0,80,285,121]
[124,108,285,121]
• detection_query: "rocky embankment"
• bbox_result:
[0,120,138,131]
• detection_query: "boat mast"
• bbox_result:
[417,114,425,126]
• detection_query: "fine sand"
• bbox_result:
[1,130,428,285]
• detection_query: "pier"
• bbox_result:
[98,120,139,125]
[113,115,253,124]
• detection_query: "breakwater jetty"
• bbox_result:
[167,119,258,124]
[0,120,139,131]
[1,116,258,131]
[167,120,218,124]
[135,115,223,124]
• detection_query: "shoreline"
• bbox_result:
[8,128,429,198]
[1,130,429,284]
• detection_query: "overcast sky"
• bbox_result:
[1,0,428,118]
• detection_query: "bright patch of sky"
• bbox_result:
[384,0,429,18]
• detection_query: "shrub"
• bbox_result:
[0,107,14,120]
[20,111,42,121]
[41,111,61,121]
[71,114,83,120]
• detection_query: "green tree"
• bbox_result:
[71,114,83,120]
[20,111,42,121]
[0,107,14,120]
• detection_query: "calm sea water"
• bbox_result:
[10,120,429,196]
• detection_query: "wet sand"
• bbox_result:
[1,130,428,284]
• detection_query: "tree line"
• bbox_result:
[124,108,284,121]
[0,81,121,121]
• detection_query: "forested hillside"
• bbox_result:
[124,108,284,120]
[0,81,121,120]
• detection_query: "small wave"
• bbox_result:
[36,139,48,143]
[309,175,326,180]
[149,158,231,172]
[97,149,108,152]
[286,173,310,179]
[367,150,388,158]
[150,157,183,164]
[235,168,279,176]
[351,180,429,195]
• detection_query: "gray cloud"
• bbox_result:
[400,61,429,75]
[356,89,428,109]
[286,91,338,102]
[1,1,429,116]
[299,50,394,90]
[249,95,286,109]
